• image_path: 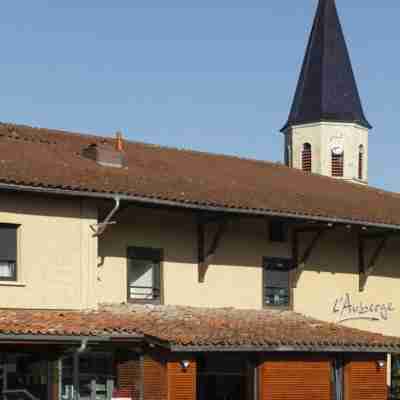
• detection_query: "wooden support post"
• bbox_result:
[359,234,388,292]
[205,220,227,264]
[292,228,326,288]
[197,216,227,283]
[358,234,366,292]
[197,217,206,283]
[299,229,325,268]
[291,230,299,288]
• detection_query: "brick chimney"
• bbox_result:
[116,130,124,152]
[82,131,127,168]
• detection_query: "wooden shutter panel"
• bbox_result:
[115,353,141,400]
[332,153,344,177]
[344,357,387,400]
[259,357,331,400]
[143,354,167,400]
[302,143,312,172]
[167,360,196,400]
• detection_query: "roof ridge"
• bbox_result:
[0,121,398,199]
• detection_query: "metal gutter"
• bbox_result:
[170,344,399,353]
[0,333,144,343]
[0,182,399,231]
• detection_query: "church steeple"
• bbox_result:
[282,0,371,131]
[282,0,371,184]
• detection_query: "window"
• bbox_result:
[301,143,312,172]
[269,220,286,243]
[0,224,17,281]
[263,257,293,308]
[331,151,344,177]
[358,145,364,180]
[127,247,162,303]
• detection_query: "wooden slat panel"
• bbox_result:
[259,358,331,400]
[167,360,196,400]
[116,353,141,400]
[143,354,167,400]
[345,357,387,400]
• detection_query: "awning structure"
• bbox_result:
[0,305,399,353]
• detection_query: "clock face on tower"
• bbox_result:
[331,144,344,156]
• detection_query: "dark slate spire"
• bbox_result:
[282,0,371,131]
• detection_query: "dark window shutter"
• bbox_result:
[0,225,17,261]
[358,146,364,180]
[269,220,286,243]
[332,153,344,177]
[127,247,162,261]
[302,143,312,172]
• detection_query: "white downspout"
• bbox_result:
[90,196,121,236]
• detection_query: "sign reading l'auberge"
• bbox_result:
[333,293,395,322]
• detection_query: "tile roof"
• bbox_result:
[0,122,399,228]
[283,0,371,130]
[0,305,400,352]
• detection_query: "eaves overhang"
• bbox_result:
[169,344,400,354]
[0,182,400,232]
[0,333,144,344]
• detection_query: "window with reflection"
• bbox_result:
[0,224,18,281]
[263,257,293,308]
[127,247,162,303]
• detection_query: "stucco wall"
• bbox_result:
[0,192,97,310]
[99,206,400,338]
[1,193,398,338]
[98,208,290,309]
[288,122,369,183]
[295,228,400,337]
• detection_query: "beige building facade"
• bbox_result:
[0,192,98,310]
[3,190,397,339]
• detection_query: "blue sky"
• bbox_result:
[1,1,399,190]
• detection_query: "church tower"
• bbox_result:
[282,0,371,183]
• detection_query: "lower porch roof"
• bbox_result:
[0,304,399,353]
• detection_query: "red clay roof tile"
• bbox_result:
[0,123,399,228]
[0,305,399,352]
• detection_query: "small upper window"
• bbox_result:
[127,247,162,303]
[301,143,312,172]
[263,257,293,308]
[0,224,17,281]
[358,145,364,180]
[269,220,287,243]
[331,147,344,177]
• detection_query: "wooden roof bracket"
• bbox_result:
[197,215,228,283]
[358,232,389,292]
[292,226,329,288]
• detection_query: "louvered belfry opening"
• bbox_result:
[332,152,344,177]
[302,143,312,172]
[358,145,364,180]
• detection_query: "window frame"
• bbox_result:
[0,224,18,282]
[301,143,312,173]
[269,220,287,243]
[262,257,294,310]
[358,145,364,180]
[126,246,163,305]
[331,151,344,177]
